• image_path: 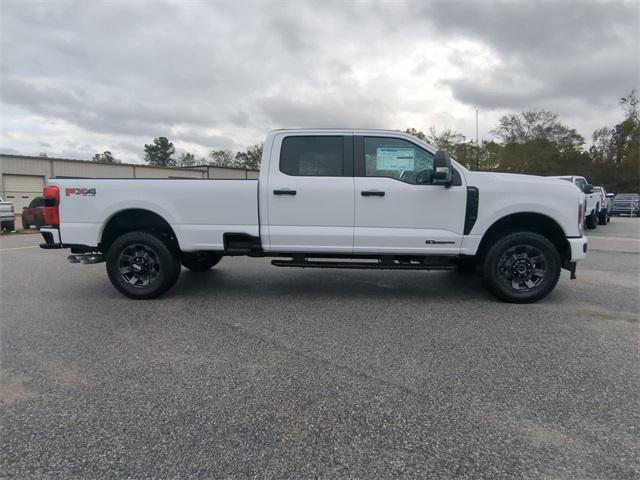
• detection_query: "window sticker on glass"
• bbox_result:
[376,148,415,171]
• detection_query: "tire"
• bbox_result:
[585,213,598,229]
[106,231,181,300]
[22,217,30,230]
[598,211,607,225]
[454,258,477,274]
[483,231,561,303]
[181,251,222,271]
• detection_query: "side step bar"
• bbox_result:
[271,258,455,271]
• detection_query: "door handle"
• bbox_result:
[361,190,385,197]
[273,189,297,195]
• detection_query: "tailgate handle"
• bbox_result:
[273,189,297,196]
[361,190,385,197]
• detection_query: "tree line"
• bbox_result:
[92,89,638,192]
[92,140,264,171]
[406,90,639,193]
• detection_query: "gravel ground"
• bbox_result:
[1,218,639,479]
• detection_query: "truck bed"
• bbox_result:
[48,178,259,251]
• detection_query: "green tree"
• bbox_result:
[493,110,584,153]
[144,137,175,166]
[209,149,235,167]
[92,151,120,163]
[235,143,263,170]
[177,152,197,167]
[588,90,640,192]
[404,128,428,141]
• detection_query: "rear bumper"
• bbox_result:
[567,236,588,262]
[40,227,62,248]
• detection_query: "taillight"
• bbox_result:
[578,201,584,235]
[43,185,60,226]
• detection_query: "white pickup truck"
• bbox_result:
[39,129,588,303]
[0,197,15,232]
[552,176,600,229]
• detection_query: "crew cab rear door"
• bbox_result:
[265,133,354,253]
[353,134,467,255]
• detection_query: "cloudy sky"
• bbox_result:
[1,0,638,163]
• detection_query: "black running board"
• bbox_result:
[271,259,455,270]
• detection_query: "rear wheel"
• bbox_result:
[181,251,222,271]
[598,210,608,225]
[483,231,561,303]
[106,231,181,299]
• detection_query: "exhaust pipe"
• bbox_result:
[67,254,105,264]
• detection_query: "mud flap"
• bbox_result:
[563,261,577,280]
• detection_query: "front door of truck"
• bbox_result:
[265,133,354,253]
[353,135,467,255]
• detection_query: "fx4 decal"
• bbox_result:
[65,188,96,197]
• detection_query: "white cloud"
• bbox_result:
[0,0,637,162]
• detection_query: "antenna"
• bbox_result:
[475,109,479,171]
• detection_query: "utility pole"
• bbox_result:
[475,109,480,171]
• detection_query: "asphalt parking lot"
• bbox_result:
[1,219,639,479]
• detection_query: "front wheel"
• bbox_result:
[181,252,222,271]
[106,231,181,299]
[483,231,561,303]
[22,217,30,230]
[585,213,598,229]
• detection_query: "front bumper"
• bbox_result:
[568,236,588,262]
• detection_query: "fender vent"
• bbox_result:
[464,187,479,235]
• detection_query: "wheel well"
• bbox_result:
[477,213,570,261]
[100,209,178,252]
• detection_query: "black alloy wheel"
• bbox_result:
[106,231,181,299]
[483,231,561,303]
[497,244,547,292]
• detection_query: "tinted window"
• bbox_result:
[28,197,44,208]
[280,136,344,176]
[364,137,434,184]
[574,178,587,190]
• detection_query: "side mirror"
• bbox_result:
[433,150,452,187]
[583,184,594,194]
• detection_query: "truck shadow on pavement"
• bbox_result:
[166,266,500,303]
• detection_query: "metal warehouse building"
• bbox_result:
[0,154,259,211]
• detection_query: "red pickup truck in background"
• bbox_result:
[22,196,45,229]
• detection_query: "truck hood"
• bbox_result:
[471,171,571,186]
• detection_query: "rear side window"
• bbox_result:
[28,197,44,208]
[280,136,344,176]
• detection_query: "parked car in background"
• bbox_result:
[0,197,15,232]
[551,176,600,229]
[611,193,640,216]
[22,196,45,229]
[593,187,611,225]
